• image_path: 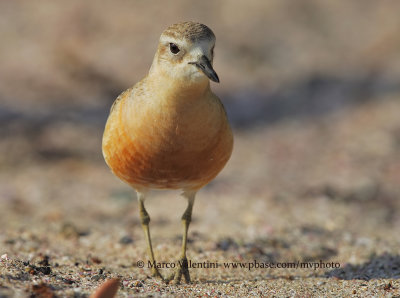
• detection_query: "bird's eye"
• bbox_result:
[169,43,180,54]
[211,46,215,57]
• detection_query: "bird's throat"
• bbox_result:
[148,73,210,106]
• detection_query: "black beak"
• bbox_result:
[188,55,219,83]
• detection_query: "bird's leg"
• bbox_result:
[137,192,164,280]
[166,191,196,285]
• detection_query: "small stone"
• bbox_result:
[31,283,54,297]
[91,275,103,281]
[119,236,134,245]
[383,282,393,291]
[90,278,120,298]
[132,280,143,287]
[122,280,130,287]
[215,237,238,251]
[91,256,102,264]
[60,222,80,238]
[38,255,50,266]
[62,278,75,285]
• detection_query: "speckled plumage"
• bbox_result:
[162,21,215,42]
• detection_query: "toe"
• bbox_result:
[151,268,164,281]
[173,270,183,285]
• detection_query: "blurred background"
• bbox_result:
[1,0,400,294]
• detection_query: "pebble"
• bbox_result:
[119,236,134,245]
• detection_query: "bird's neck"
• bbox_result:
[147,70,211,104]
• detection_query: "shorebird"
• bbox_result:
[102,21,233,284]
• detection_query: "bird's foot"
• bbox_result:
[165,257,191,285]
[151,267,165,281]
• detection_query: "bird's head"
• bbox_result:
[150,22,219,85]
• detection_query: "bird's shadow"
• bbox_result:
[198,253,400,285]
[203,231,400,284]
[324,253,400,280]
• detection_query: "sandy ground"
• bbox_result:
[1,97,400,297]
[1,1,400,297]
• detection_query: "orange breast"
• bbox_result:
[102,87,233,191]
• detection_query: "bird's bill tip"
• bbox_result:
[209,72,220,83]
[189,56,220,83]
